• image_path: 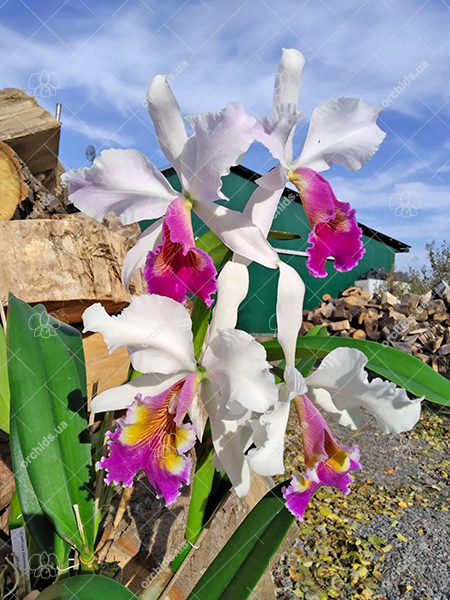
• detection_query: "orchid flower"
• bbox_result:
[63,76,278,307]
[251,48,386,278]
[83,262,278,504]
[246,283,422,520]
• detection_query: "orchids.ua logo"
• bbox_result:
[389,191,421,218]
[141,541,189,588]
[28,311,60,338]
[144,61,189,105]
[382,60,428,107]
[29,552,60,579]
[20,422,68,468]
[272,551,301,581]
[28,71,60,98]
[388,432,421,458]
[271,68,301,101]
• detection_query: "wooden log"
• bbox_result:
[416,308,429,322]
[367,331,381,341]
[378,309,395,330]
[0,214,144,320]
[328,319,350,331]
[358,309,368,326]
[330,305,350,321]
[381,291,398,306]
[0,140,67,219]
[363,316,378,334]
[322,293,333,302]
[391,310,407,321]
[403,293,421,314]
[342,295,365,309]
[391,341,413,354]
[420,290,432,305]
[409,327,429,335]
[433,313,448,321]
[418,330,444,353]
[381,326,392,339]
[367,307,381,319]
[427,299,446,315]
[300,321,314,335]
[0,141,28,219]
[415,353,430,363]
[342,286,362,297]
[320,302,335,319]
[0,88,60,175]
[348,303,364,320]
[352,329,367,340]
[310,311,324,325]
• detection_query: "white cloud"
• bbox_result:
[1,0,450,118]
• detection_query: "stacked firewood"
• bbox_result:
[301,287,450,375]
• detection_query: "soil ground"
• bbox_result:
[272,406,450,600]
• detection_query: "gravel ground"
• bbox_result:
[272,407,450,600]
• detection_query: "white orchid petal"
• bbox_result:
[273,48,306,109]
[293,98,386,172]
[306,348,422,433]
[62,149,177,224]
[181,103,255,202]
[276,262,305,367]
[83,296,196,375]
[122,219,163,290]
[209,262,249,342]
[188,390,208,441]
[284,365,308,396]
[202,387,252,497]
[246,392,291,476]
[242,165,288,239]
[202,328,278,415]
[147,75,188,177]
[194,201,278,269]
[254,106,301,167]
[90,372,191,413]
[306,387,363,430]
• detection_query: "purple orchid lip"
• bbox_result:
[144,197,218,307]
[289,167,365,278]
[282,394,361,520]
[98,373,199,506]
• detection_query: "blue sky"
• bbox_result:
[1,0,450,270]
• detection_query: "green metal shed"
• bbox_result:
[146,165,410,334]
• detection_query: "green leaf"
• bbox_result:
[188,482,294,600]
[38,306,88,400]
[295,326,328,377]
[196,231,232,267]
[8,295,95,561]
[268,230,301,241]
[191,296,211,361]
[264,336,450,406]
[172,421,216,572]
[0,326,10,433]
[38,575,138,599]
[9,419,72,564]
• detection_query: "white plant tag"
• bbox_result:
[11,526,31,592]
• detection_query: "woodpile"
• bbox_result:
[0,89,68,219]
[301,286,450,376]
